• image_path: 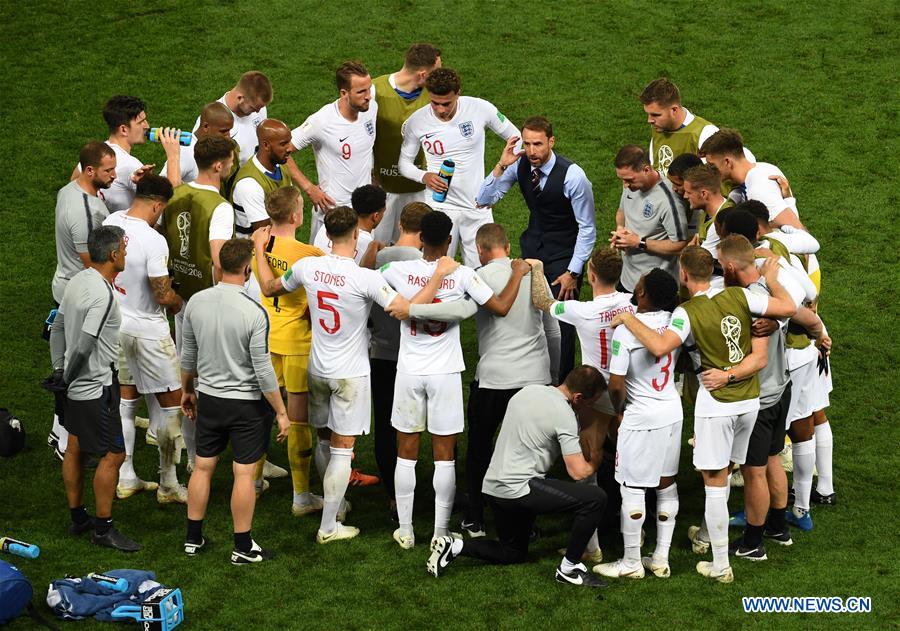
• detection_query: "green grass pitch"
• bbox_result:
[1,1,898,628]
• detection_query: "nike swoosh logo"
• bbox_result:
[567,573,583,585]
[424,133,438,138]
[339,137,349,142]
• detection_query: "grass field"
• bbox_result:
[1,1,899,628]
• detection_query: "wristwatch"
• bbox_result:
[638,238,648,251]
[567,270,580,280]
[727,372,736,384]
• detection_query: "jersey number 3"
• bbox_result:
[317,291,341,334]
[652,353,673,392]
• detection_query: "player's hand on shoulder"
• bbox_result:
[769,174,793,198]
[435,255,460,277]
[760,256,780,281]
[610,312,631,328]
[252,225,272,250]
[511,258,531,277]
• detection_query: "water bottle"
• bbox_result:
[146,128,193,147]
[0,536,40,559]
[431,159,455,203]
[88,572,129,592]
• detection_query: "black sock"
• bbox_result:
[767,506,787,532]
[94,516,113,536]
[744,523,765,548]
[234,530,252,553]
[70,505,89,525]
[186,519,203,543]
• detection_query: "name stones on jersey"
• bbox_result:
[642,201,654,219]
[459,121,475,138]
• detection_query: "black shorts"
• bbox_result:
[196,393,273,464]
[65,386,124,456]
[745,382,791,467]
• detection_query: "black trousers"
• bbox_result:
[370,358,398,498]
[461,478,607,565]
[546,269,584,383]
[464,382,520,524]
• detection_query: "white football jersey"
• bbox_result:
[609,310,683,429]
[191,96,266,166]
[312,226,373,266]
[291,99,378,216]
[549,292,635,380]
[399,96,518,211]
[381,259,494,375]
[102,211,170,339]
[281,254,396,378]
[99,143,142,212]
[730,162,800,222]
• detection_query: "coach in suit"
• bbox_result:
[477,116,596,381]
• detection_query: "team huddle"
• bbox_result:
[47,43,836,588]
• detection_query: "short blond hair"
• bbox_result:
[679,246,714,281]
[236,71,272,104]
[716,234,756,270]
[265,186,302,224]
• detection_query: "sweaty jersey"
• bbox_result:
[291,100,377,210]
[281,254,397,378]
[609,310,682,429]
[399,96,519,211]
[380,259,494,375]
[252,235,324,356]
[102,212,170,340]
[312,226,373,266]
[548,292,635,381]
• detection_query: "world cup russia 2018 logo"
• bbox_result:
[177,212,191,257]
[657,144,674,176]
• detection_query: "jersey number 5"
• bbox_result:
[652,353,673,392]
[317,291,341,334]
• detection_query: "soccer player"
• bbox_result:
[595,268,681,580]
[665,152,703,236]
[402,223,561,538]
[609,145,689,291]
[368,202,431,515]
[251,186,325,516]
[426,366,608,589]
[49,141,117,456]
[701,129,804,229]
[49,225,140,551]
[681,164,736,256]
[181,239,290,564]
[163,136,236,468]
[613,244,798,583]
[638,77,754,178]
[312,184,385,267]
[162,102,237,192]
[195,71,272,166]
[287,61,377,239]
[398,68,520,268]
[254,206,425,544]
[380,211,530,549]
[76,95,181,212]
[372,43,442,243]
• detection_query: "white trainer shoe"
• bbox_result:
[263,461,289,479]
[593,558,645,579]
[116,478,158,499]
[316,523,359,544]
[696,561,734,584]
[641,556,671,578]
[291,494,324,516]
[157,484,188,504]
[393,528,415,549]
[688,525,711,555]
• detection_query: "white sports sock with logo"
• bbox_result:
[395,458,417,538]
[433,460,456,539]
[814,422,834,495]
[320,447,352,534]
[620,485,645,565]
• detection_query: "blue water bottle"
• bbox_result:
[146,128,193,147]
[0,536,40,559]
[88,572,129,592]
[431,159,455,203]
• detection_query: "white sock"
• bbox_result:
[394,458,417,538]
[725,472,732,503]
[814,422,834,495]
[118,397,140,481]
[315,438,331,481]
[52,414,69,452]
[705,485,730,571]
[433,460,456,539]
[293,491,312,505]
[620,485,645,565]
[319,447,352,534]
[180,401,196,465]
[450,538,464,555]
[792,438,815,513]
[559,558,584,574]
[157,405,182,488]
[654,484,679,564]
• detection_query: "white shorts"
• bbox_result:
[692,411,757,470]
[118,333,181,394]
[615,420,682,487]
[591,390,616,416]
[374,191,425,244]
[391,371,464,436]
[787,359,824,424]
[307,374,371,436]
[813,352,832,411]
[440,205,494,269]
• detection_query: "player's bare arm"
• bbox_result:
[284,158,336,213]
[526,259,555,312]
[791,306,829,347]
[607,373,627,415]
[159,127,183,188]
[563,451,598,481]
[210,239,226,284]
[482,259,530,316]
[612,312,682,359]
[149,275,184,315]
[701,334,769,391]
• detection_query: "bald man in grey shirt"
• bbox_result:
[408,223,561,535]
[181,238,289,565]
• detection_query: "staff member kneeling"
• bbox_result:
[180,238,289,564]
[427,365,609,588]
